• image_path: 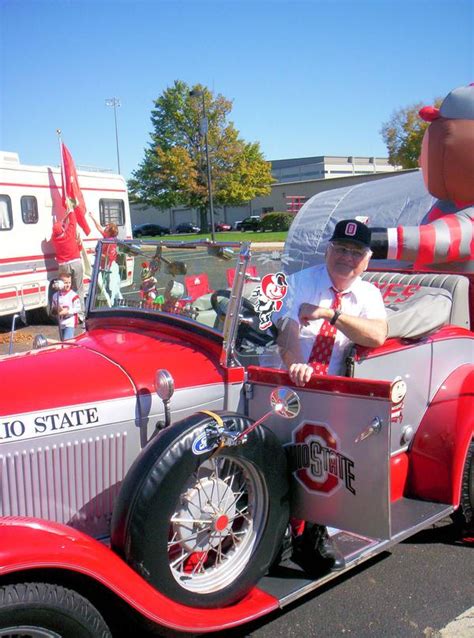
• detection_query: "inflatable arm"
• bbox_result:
[371,208,474,264]
[371,84,474,268]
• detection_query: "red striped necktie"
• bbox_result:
[308,288,343,375]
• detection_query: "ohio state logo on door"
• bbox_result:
[285,422,356,496]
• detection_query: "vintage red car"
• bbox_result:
[0,234,472,637]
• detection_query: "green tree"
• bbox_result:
[128,80,273,230]
[380,98,442,168]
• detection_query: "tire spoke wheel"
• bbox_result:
[168,455,267,594]
[112,412,289,608]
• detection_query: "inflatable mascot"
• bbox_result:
[371,83,474,272]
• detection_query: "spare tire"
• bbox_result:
[111,411,289,608]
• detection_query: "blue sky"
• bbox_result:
[1,0,473,179]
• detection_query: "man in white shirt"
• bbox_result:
[276,219,388,574]
[277,219,387,385]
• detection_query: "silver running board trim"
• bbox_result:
[277,503,454,608]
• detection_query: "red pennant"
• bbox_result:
[61,143,91,235]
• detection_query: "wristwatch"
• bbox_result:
[330,309,341,326]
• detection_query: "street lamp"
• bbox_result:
[105,97,121,174]
[189,89,215,241]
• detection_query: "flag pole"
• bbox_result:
[56,129,63,174]
[56,128,70,222]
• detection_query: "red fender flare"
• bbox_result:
[0,517,278,633]
[408,364,474,504]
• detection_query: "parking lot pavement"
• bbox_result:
[0,319,86,356]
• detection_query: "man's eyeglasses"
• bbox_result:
[330,242,369,259]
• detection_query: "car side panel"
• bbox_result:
[0,409,133,536]
[0,386,227,536]
[354,342,433,454]
[0,328,228,535]
[354,334,474,455]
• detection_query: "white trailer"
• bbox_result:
[0,151,133,317]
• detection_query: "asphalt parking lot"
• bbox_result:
[0,313,85,356]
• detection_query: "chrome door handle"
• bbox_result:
[355,417,383,443]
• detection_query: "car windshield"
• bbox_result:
[88,239,287,365]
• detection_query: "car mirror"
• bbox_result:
[233,386,301,443]
[270,387,301,419]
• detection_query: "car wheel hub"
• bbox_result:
[167,456,268,593]
[173,477,236,552]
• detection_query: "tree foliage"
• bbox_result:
[260,212,294,232]
[128,80,273,228]
[380,98,442,169]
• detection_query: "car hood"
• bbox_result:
[76,325,224,393]
[0,342,135,417]
[0,326,224,418]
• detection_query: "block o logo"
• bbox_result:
[345,222,357,237]
[294,423,339,494]
[286,422,356,496]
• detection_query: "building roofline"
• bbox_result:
[270,168,417,188]
[269,154,393,168]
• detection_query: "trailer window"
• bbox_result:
[21,196,39,224]
[99,199,125,227]
[0,195,13,230]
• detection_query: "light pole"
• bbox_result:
[105,97,121,174]
[189,89,215,241]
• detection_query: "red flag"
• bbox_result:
[61,143,91,235]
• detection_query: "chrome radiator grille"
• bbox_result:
[0,432,127,533]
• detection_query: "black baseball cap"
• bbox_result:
[330,219,371,249]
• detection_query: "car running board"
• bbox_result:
[258,499,454,607]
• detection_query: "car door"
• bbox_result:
[245,368,393,540]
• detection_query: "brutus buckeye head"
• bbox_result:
[419,83,474,203]
[260,272,288,300]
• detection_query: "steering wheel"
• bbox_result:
[210,289,278,347]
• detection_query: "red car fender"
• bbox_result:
[390,452,409,501]
[0,517,278,633]
[408,364,474,505]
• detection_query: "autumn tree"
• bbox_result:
[128,80,273,230]
[380,98,443,169]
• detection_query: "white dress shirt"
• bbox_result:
[277,265,386,375]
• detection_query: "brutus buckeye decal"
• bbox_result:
[251,272,288,330]
[285,422,356,496]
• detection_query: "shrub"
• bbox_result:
[260,212,294,232]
